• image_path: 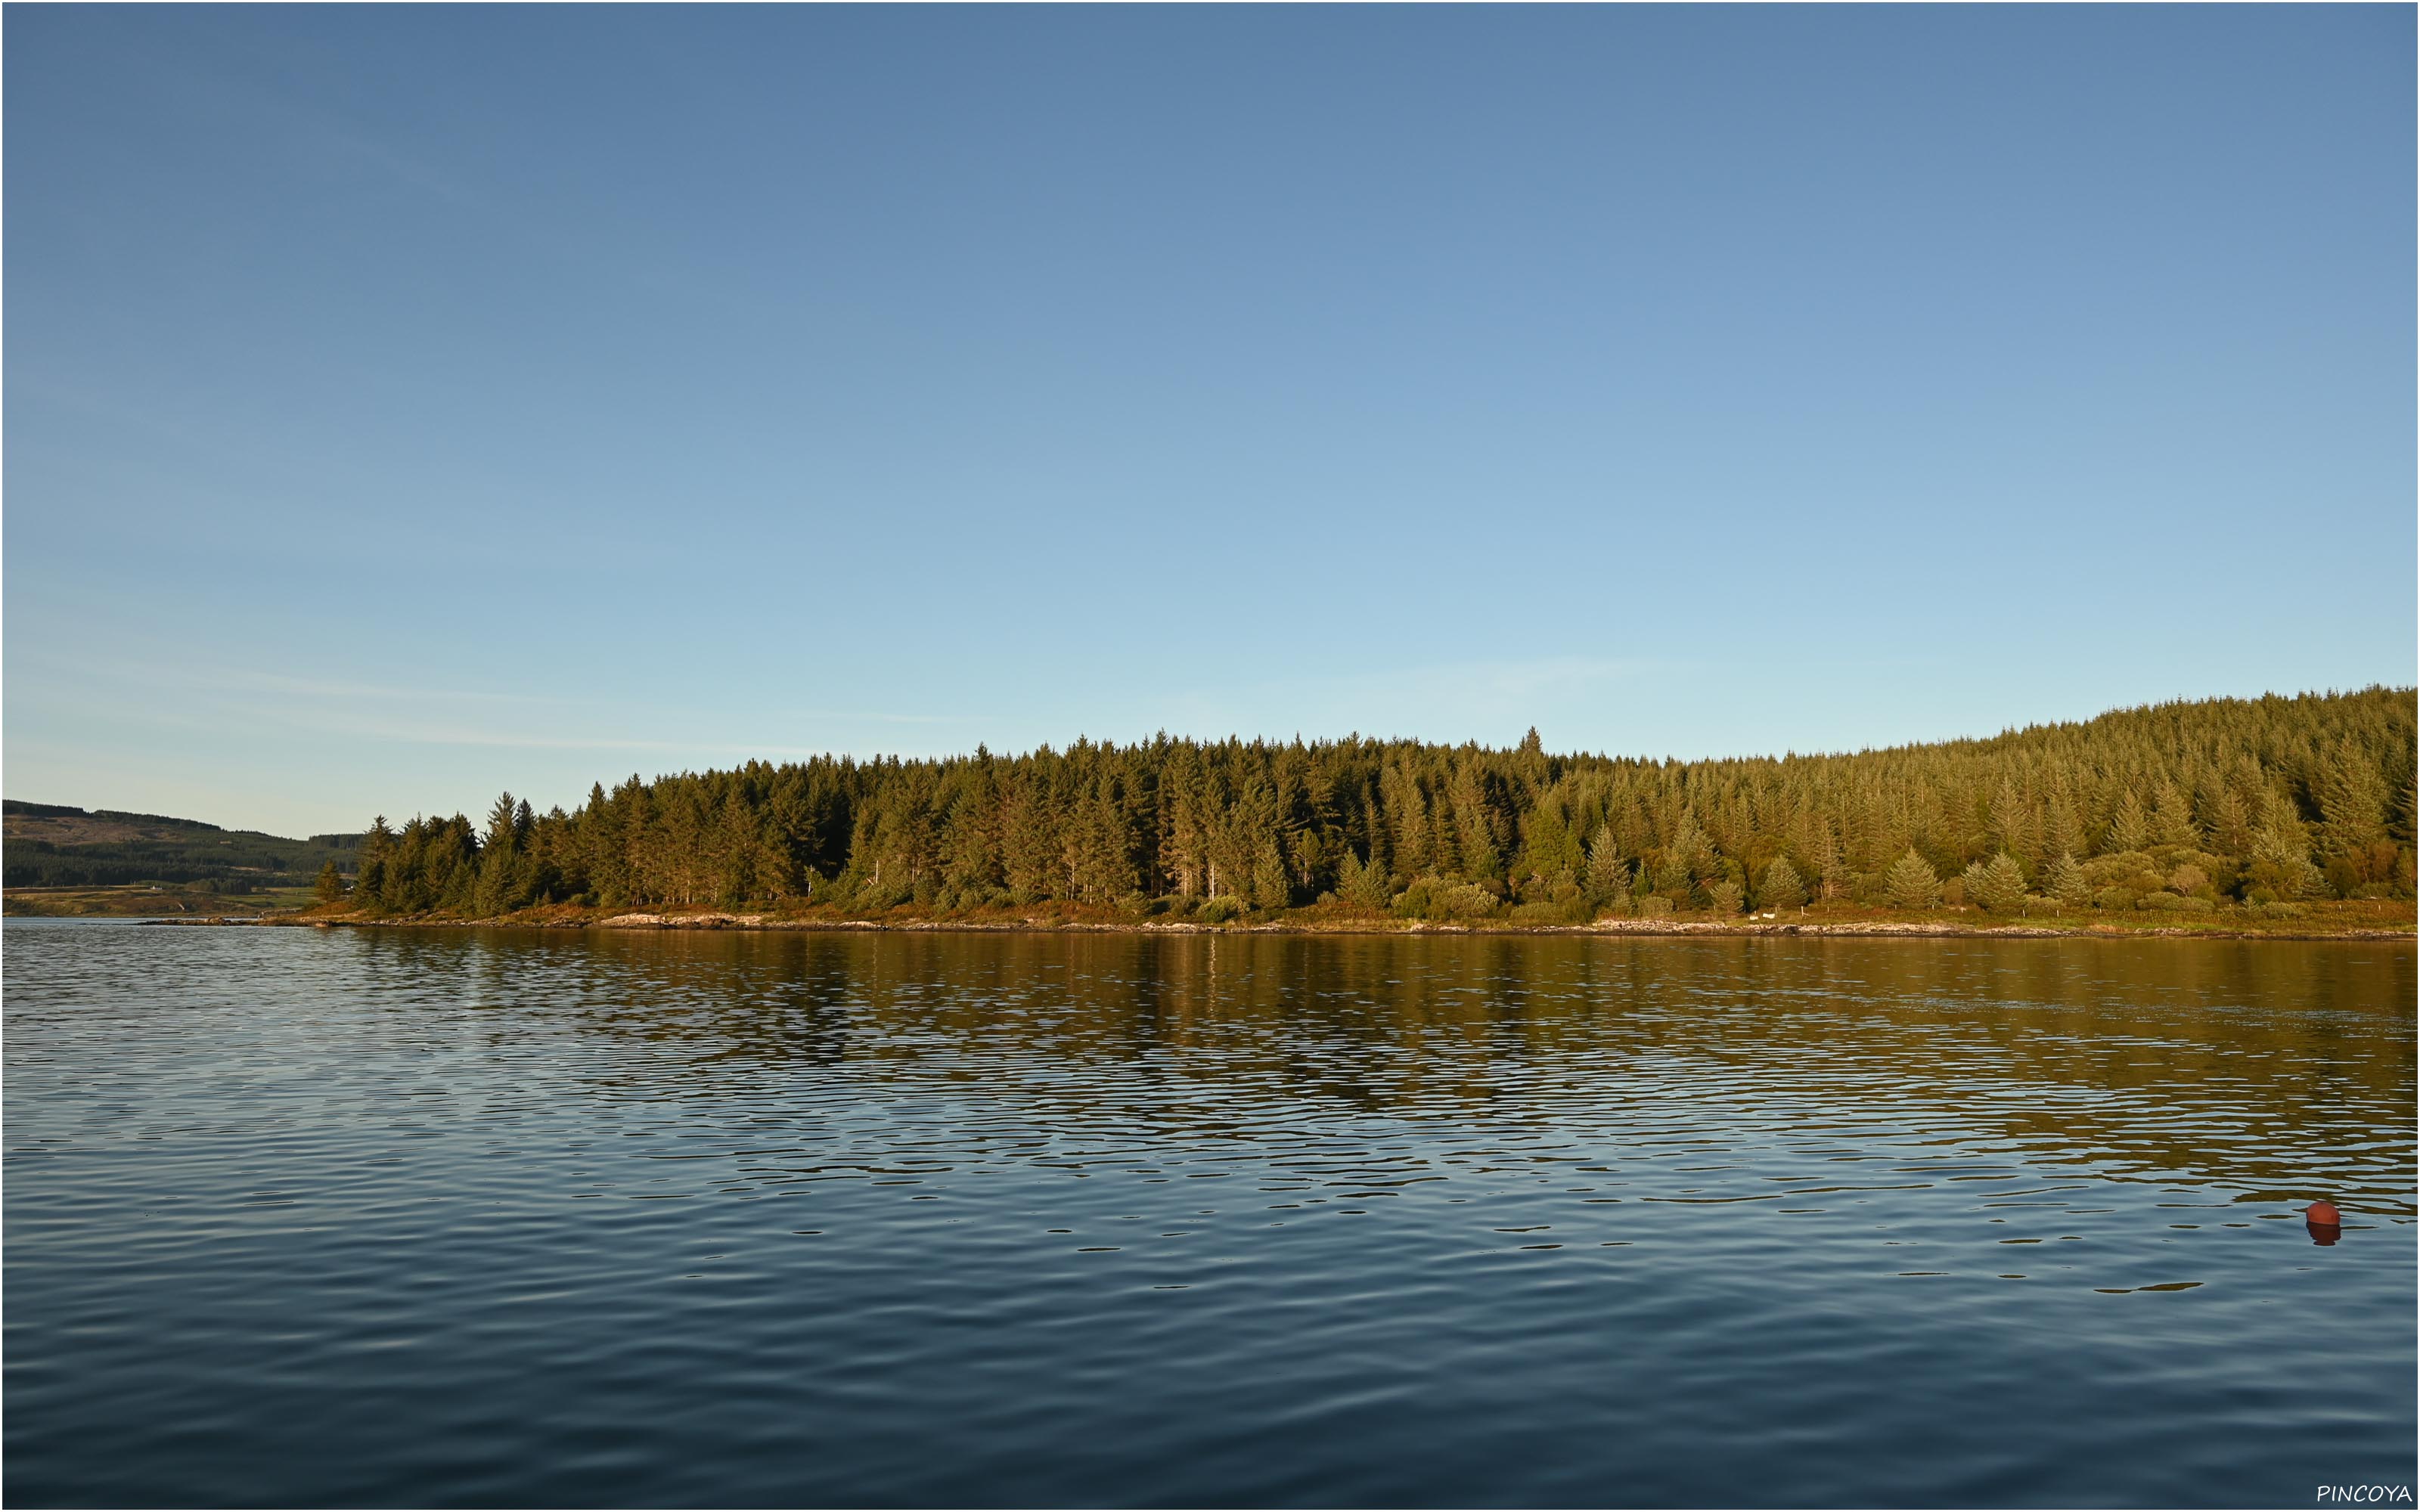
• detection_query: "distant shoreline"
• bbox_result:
[113,908,2415,943]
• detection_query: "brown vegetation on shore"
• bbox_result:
[245,894,2413,941]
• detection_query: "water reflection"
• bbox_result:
[351,930,2415,1217]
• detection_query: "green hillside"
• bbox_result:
[3,801,356,894]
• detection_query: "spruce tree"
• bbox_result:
[2043,850,2090,907]
[2151,782,2201,849]
[314,860,346,905]
[1882,848,1942,909]
[2316,742,2391,864]
[2104,790,2151,854]
[1252,837,1292,912]
[1583,824,1630,905]
[1758,857,1806,911]
[1341,850,1392,911]
[1988,780,2029,859]
[1964,852,2027,912]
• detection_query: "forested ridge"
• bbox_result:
[3,801,358,893]
[344,687,2417,922]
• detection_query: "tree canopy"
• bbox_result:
[344,687,2417,921]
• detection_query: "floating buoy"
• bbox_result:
[2307,1199,2344,1245]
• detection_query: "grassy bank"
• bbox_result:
[6,883,321,917]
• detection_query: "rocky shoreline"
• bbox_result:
[132,911,2416,942]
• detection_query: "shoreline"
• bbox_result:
[119,910,2417,943]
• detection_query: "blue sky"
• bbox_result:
[6,5,2412,838]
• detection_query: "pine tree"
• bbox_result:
[314,860,346,905]
[1963,852,2027,912]
[1882,849,1941,909]
[1810,823,1849,901]
[2043,793,2085,866]
[1583,824,1630,906]
[1337,849,1392,912]
[355,816,393,912]
[1252,836,1292,912]
[1658,813,1717,907]
[2151,782,2201,849]
[1758,857,1806,911]
[2103,790,2151,855]
[2208,785,2254,859]
[2316,742,2391,863]
[1988,780,2030,859]
[2248,819,2331,901]
[2043,851,2090,907]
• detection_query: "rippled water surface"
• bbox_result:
[5,923,2413,1506]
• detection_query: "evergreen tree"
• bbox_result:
[1337,849,1392,912]
[355,816,392,911]
[1583,824,1630,906]
[1963,852,2028,912]
[1988,780,2031,860]
[2151,782,2201,849]
[2043,851,2090,907]
[314,860,346,905]
[2103,790,2151,854]
[1758,857,1806,911]
[2247,818,2331,901]
[1883,848,1942,909]
[1810,823,1850,901]
[2043,794,2085,866]
[1251,836,1292,912]
[2207,785,2254,859]
[2316,740,2392,879]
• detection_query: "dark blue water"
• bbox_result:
[5,922,2412,1506]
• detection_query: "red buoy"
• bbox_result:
[2307,1199,2342,1226]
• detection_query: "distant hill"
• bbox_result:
[2,801,356,893]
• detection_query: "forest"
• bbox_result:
[3,801,358,893]
[342,687,2417,923]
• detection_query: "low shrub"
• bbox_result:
[1511,896,1592,925]
[1435,881,1501,920]
[1394,877,1501,921]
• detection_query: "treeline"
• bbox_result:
[2,801,358,891]
[346,687,2418,922]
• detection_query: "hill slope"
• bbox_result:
[4,801,356,894]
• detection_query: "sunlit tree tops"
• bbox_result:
[349,687,2416,917]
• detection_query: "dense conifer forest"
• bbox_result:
[344,688,2416,923]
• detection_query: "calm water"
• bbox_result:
[5,922,2412,1507]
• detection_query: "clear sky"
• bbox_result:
[6,5,2413,838]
